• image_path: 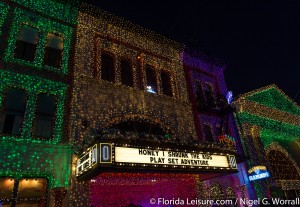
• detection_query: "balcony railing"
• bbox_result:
[196,92,234,115]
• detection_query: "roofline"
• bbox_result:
[79,3,183,50]
[234,84,300,108]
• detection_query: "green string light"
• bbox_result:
[247,87,300,116]
[11,0,78,24]
[235,86,300,198]
[0,70,67,143]
[236,112,300,147]
[0,140,72,188]
[0,0,78,203]
[4,8,74,75]
[0,2,9,36]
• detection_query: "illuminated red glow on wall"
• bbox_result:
[89,172,199,207]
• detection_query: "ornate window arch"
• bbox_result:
[266,142,300,180]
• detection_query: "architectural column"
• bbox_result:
[51,187,67,207]
[114,55,121,84]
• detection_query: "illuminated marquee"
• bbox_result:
[76,143,237,177]
[248,165,270,181]
[115,147,232,168]
[76,144,98,176]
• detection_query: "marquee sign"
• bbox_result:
[248,165,270,181]
[115,147,231,167]
[76,143,237,177]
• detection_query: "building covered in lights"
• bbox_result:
[182,50,249,203]
[234,84,300,200]
[0,0,77,206]
[70,4,241,207]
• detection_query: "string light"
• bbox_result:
[71,5,197,147]
[11,0,79,24]
[0,70,67,143]
[246,85,300,116]
[0,0,79,206]
[234,85,300,197]
[67,3,244,206]
[0,2,9,36]
[70,172,198,207]
[4,7,74,75]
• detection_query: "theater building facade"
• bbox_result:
[69,4,245,207]
[234,85,300,200]
[0,0,77,206]
[183,51,249,204]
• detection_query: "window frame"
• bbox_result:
[145,64,158,94]
[5,9,72,75]
[32,93,58,140]
[160,69,173,97]
[43,32,65,69]
[100,51,116,83]
[203,123,214,142]
[0,70,67,143]
[14,23,40,62]
[204,82,216,106]
[194,80,206,109]
[0,2,9,36]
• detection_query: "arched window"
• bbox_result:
[101,52,115,82]
[0,88,26,135]
[146,65,157,93]
[120,59,133,87]
[203,123,214,142]
[33,93,56,139]
[195,80,205,109]
[161,70,172,97]
[267,150,300,180]
[204,83,215,106]
[14,25,38,62]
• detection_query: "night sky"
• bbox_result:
[84,0,300,104]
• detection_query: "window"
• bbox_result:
[146,65,157,93]
[204,83,215,106]
[14,25,38,62]
[101,53,115,82]
[33,94,56,139]
[0,89,26,135]
[43,33,64,68]
[120,59,133,87]
[203,124,214,142]
[195,81,205,109]
[161,70,173,97]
